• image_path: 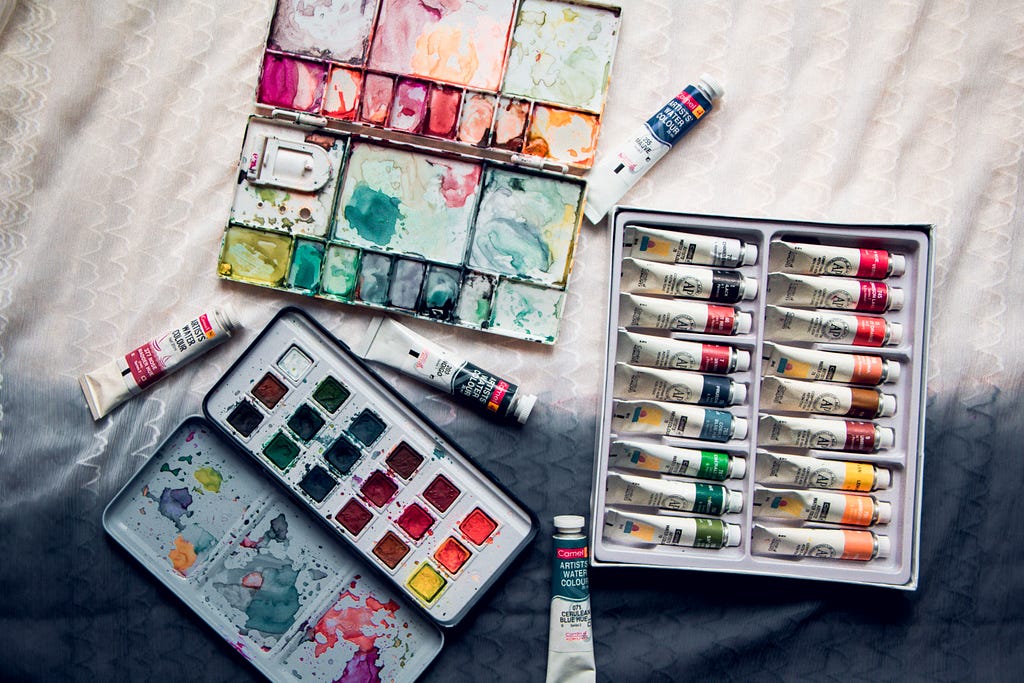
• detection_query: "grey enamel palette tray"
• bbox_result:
[104,416,443,683]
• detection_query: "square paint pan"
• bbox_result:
[589,208,932,590]
[103,416,443,683]
[202,306,538,627]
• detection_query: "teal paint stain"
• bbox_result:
[288,240,324,291]
[343,183,403,246]
[178,455,193,464]
[322,246,360,299]
[159,463,182,477]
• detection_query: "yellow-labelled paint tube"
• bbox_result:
[754,450,891,492]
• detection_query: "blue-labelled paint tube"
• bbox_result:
[610,399,747,442]
[613,363,747,407]
[604,473,743,515]
[583,74,724,223]
[545,515,595,683]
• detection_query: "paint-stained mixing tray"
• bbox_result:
[203,307,538,627]
[103,416,444,683]
[215,0,622,344]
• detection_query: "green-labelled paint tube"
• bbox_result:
[607,440,745,481]
[604,473,742,515]
[545,515,595,683]
[603,509,741,549]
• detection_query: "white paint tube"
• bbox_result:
[764,305,902,347]
[545,515,595,683]
[625,225,757,267]
[757,414,894,453]
[751,524,890,561]
[611,400,748,443]
[608,440,746,480]
[619,294,753,335]
[763,342,900,385]
[752,487,891,526]
[767,272,903,313]
[616,331,751,374]
[760,375,896,419]
[621,258,758,303]
[356,316,536,424]
[614,363,746,407]
[78,305,241,420]
[605,473,743,515]
[603,509,741,549]
[754,450,892,492]
[768,240,906,280]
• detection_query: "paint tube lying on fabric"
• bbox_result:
[769,240,906,280]
[764,305,902,347]
[545,515,595,683]
[617,331,751,374]
[603,509,741,549]
[611,400,748,443]
[583,75,724,223]
[625,225,758,268]
[614,363,746,407]
[751,524,890,561]
[763,342,900,385]
[752,487,891,526]
[621,257,758,303]
[356,316,537,424]
[767,272,904,313]
[755,450,891,491]
[609,439,746,480]
[605,472,743,515]
[619,294,752,335]
[760,375,896,419]
[758,414,894,453]
[78,305,242,420]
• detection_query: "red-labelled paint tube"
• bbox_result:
[752,524,890,561]
[767,273,904,313]
[619,294,752,335]
[763,342,900,385]
[764,305,902,347]
[769,240,906,280]
[757,414,894,453]
[616,331,751,374]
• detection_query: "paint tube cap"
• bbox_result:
[876,501,893,525]
[697,73,724,101]
[876,427,895,450]
[726,523,743,546]
[878,394,897,417]
[741,243,758,266]
[882,359,901,383]
[511,392,537,424]
[885,322,903,346]
[889,254,906,277]
[734,349,752,372]
[742,277,759,300]
[729,457,747,479]
[583,195,612,224]
[553,515,586,534]
[874,467,892,490]
[216,303,242,332]
[726,491,744,513]
[875,534,891,559]
[732,416,749,440]
[886,288,905,312]
[735,312,753,335]
[730,382,747,405]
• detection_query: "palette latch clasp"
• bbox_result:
[248,136,331,193]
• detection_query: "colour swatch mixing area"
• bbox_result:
[260,0,620,168]
[219,117,583,343]
[103,417,443,683]
[203,309,536,625]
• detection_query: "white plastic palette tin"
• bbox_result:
[590,208,932,589]
[203,307,537,625]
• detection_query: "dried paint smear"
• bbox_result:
[268,0,378,65]
[490,280,565,343]
[524,105,600,166]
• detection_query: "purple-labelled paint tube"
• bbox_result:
[758,414,894,453]
[614,363,746,407]
[604,509,741,549]
[769,240,906,280]
[611,399,747,442]
[584,75,724,223]
[767,273,904,313]
[604,472,743,515]
[78,305,242,420]
[752,524,890,561]
[616,331,751,374]
[545,515,595,683]
[626,225,757,268]
[619,294,753,335]
[608,440,746,480]
[621,258,758,303]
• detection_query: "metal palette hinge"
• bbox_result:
[270,108,329,128]
[509,154,570,175]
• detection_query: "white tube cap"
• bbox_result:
[730,382,747,405]
[726,490,744,513]
[741,243,758,266]
[878,394,897,418]
[875,534,891,559]
[874,467,892,490]
[729,456,747,479]
[726,523,742,546]
[735,311,753,334]
[886,322,903,346]
[876,501,893,525]
[512,393,538,424]
[742,277,759,300]
[732,416,749,440]
[734,349,752,372]
[553,515,585,534]
[217,303,243,332]
[882,359,901,383]
[886,287,905,312]
[889,254,906,277]
[698,73,724,101]
[876,427,895,450]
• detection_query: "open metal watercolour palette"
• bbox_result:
[216,0,623,344]
[590,209,932,589]
[104,417,443,683]
[203,308,537,625]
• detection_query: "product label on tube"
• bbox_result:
[852,316,889,346]
[124,313,217,392]
[646,86,711,146]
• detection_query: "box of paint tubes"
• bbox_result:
[590,209,932,589]
[215,0,623,344]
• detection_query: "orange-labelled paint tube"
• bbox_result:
[752,524,889,561]
[763,342,900,385]
[752,487,891,526]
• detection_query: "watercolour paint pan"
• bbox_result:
[218,115,584,344]
[103,416,443,683]
[590,209,932,590]
[260,0,622,171]
[202,307,538,626]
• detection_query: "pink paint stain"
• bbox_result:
[311,590,401,658]
[258,53,326,113]
[242,571,264,589]
[438,163,481,209]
